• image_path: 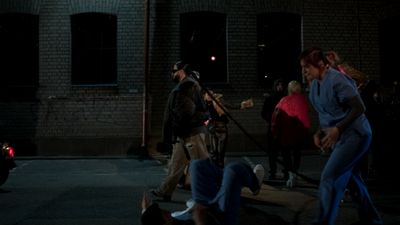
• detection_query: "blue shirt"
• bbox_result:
[308,68,371,136]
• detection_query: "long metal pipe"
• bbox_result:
[142,0,150,151]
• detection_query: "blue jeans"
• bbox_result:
[189,159,259,225]
[316,128,383,225]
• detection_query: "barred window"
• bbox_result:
[379,15,400,86]
[180,11,227,84]
[71,13,117,85]
[0,13,39,99]
[257,12,302,87]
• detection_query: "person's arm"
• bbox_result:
[217,98,237,110]
[171,82,197,135]
[240,98,254,109]
[270,107,281,139]
[141,192,152,214]
[313,129,324,150]
[261,96,272,121]
[320,95,365,150]
[221,98,254,110]
[335,94,365,133]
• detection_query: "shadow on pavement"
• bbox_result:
[240,205,290,225]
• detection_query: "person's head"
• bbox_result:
[287,80,302,95]
[299,47,329,82]
[141,203,172,225]
[273,79,285,93]
[171,60,191,83]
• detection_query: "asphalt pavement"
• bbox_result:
[0,153,399,225]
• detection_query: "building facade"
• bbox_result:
[0,0,398,156]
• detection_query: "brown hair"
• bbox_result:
[324,50,342,67]
[299,47,329,68]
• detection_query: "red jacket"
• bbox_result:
[271,93,310,146]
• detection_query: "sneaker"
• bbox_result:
[286,172,296,188]
[186,198,195,208]
[150,189,171,202]
[171,199,196,220]
[252,164,265,195]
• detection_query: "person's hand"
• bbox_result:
[313,131,323,150]
[240,98,254,109]
[141,191,153,213]
[321,127,339,150]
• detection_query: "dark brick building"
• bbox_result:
[0,0,398,156]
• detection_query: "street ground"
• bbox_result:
[0,154,399,225]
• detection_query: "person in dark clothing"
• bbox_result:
[151,61,210,201]
[204,90,253,168]
[261,79,286,180]
[271,80,310,187]
[359,80,385,178]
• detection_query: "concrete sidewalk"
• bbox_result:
[156,153,400,225]
[2,154,398,225]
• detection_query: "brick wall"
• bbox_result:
[0,0,145,155]
[0,0,398,156]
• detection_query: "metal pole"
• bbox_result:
[190,74,319,185]
[141,0,150,153]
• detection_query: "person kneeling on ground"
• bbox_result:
[141,158,265,225]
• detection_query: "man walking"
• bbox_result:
[151,61,210,201]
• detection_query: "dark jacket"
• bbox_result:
[163,76,209,143]
[261,79,286,123]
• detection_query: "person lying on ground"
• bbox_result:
[141,158,265,225]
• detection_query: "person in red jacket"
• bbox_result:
[271,80,310,187]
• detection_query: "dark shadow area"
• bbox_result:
[0,188,12,193]
[240,205,290,225]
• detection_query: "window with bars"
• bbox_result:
[0,13,39,99]
[71,13,117,86]
[180,11,227,84]
[257,12,302,88]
